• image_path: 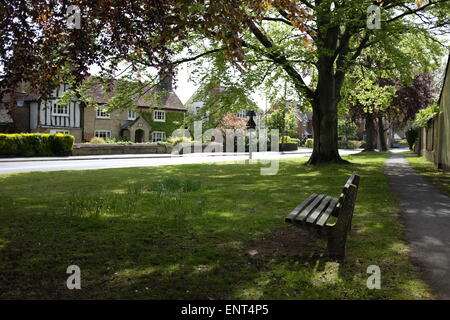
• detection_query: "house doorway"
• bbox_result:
[135,129,145,143]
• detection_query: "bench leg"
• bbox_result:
[326,184,358,259]
[326,229,347,259]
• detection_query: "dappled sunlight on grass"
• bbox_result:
[0,153,434,299]
[311,262,342,287]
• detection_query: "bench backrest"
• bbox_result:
[335,172,360,215]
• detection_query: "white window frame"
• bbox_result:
[128,109,137,120]
[152,131,166,142]
[153,110,166,122]
[95,130,112,139]
[96,105,111,119]
[237,110,247,119]
[52,103,69,117]
[50,130,70,134]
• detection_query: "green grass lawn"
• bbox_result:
[406,155,450,197]
[0,153,433,299]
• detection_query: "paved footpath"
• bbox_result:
[384,154,450,299]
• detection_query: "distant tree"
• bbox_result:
[266,104,298,139]
[338,118,357,141]
[218,113,248,130]
[388,73,437,124]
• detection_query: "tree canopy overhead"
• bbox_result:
[1,0,449,164]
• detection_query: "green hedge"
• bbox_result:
[338,140,364,149]
[0,133,74,157]
[305,138,314,148]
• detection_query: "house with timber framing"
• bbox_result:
[0,76,187,143]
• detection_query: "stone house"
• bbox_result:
[0,77,186,143]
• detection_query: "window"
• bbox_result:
[96,105,110,118]
[237,110,247,119]
[95,130,112,139]
[50,130,70,134]
[152,131,165,142]
[128,109,137,120]
[153,110,165,122]
[52,104,69,116]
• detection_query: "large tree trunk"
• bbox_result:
[306,48,345,164]
[377,115,388,151]
[305,4,346,165]
[364,113,376,152]
[308,100,344,164]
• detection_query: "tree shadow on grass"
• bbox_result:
[0,153,430,299]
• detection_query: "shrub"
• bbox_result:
[305,138,314,148]
[0,133,74,157]
[166,136,192,146]
[338,119,357,141]
[105,138,133,144]
[279,136,293,143]
[290,138,301,145]
[338,140,363,149]
[405,127,419,150]
[89,137,106,144]
[413,104,439,128]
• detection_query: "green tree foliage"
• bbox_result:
[266,104,298,137]
[338,119,357,141]
[1,0,449,163]
[413,104,440,128]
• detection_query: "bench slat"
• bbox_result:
[316,197,339,227]
[294,194,325,224]
[306,196,333,224]
[285,193,318,224]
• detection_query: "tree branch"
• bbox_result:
[385,0,450,23]
[298,0,315,9]
[245,19,315,100]
[172,48,224,66]
[262,17,292,26]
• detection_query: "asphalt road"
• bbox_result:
[0,149,361,174]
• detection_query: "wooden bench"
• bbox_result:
[285,172,360,259]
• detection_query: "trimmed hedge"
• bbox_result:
[0,133,74,157]
[338,140,364,149]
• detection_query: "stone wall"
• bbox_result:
[72,143,171,156]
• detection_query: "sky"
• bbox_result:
[171,63,270,111]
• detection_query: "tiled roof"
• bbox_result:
[2,78,186,111]
[85,77,186,111]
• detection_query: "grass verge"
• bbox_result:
[0,152,433,299]
[406,155,450,197]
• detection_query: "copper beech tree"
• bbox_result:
[1,0,449,164]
